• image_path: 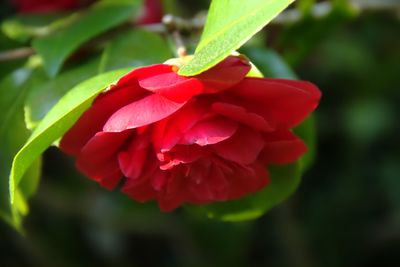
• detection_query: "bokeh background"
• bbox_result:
[1,0,400,266]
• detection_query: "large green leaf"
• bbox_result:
[32,0,141,77]
[25,59,100,129]
[99,29,172,72]
[0,67,44,229]
[188,163,301,221]
[9,68,132,211]
[178,0,294,76]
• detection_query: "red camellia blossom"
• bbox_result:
[12,0,80,13]
[60,56,321,211]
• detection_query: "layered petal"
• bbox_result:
[158,144,208,170]
[195,56,251,92]
[75,130,132,189]
[118,132,151,179]
[260,130,307,165]
[60,83,145,155]
[212,102,273,132]
[179,117,238,146]
[226,162,269,199]
[139,72,203,102]
[230,77,321,129]
[154,99,213,151]
[103,93,186,132]
[136,56,251,102]
[213,127,265,165]
[117,64,172,87]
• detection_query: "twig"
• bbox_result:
[0,47,35,62]
[171,31,187,58]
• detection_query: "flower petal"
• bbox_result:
[195,56,251,92]
[60,83,145,155]
[159,144,208,170]
[75,130,132,189]
[154,99,212,151]
[139,72,204,102]
[260,130,307,164]
[230,77,321,129]
[103,93,186,132]
[117,64,172,87]
[138,56,251,102]
[212,126,265,165]
[180,116,238,146]
[122,176,157,202]
[212,102,273,132]
[226,162,269,199]
[118,132,151,179]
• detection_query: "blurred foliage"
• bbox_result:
[1,0,400,267]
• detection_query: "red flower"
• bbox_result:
[60,56,321,211]
[137,0,163,25]
[12,0,80,13]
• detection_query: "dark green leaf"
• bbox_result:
[178,0,294,76]
[294,116,316,171]
[243,47,297,79]
[99,29,172,72]
[25,59,100,129]
[25,29,171,130]
[9,68,131,210]
[33,0,141,77]
[0,67,44,229]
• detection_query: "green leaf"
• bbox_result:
[188,163,301,221]
[294,116,316,171]
[99,29,173,72]
[243,47,297,79]
[0,67,44,229]
[25,59,100,129]
[1,13,66,42]
[25,29,171,130]
[32,0,141,77]
[178,0,294,76]
[9,68,132,209]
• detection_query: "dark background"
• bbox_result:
[1,0,400,266]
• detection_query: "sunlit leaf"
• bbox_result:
[25,59,100,129]
[178,0,294,76]
[9,68,131,211]
[99,29,172,72]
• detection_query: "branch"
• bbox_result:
[0,47,34,62]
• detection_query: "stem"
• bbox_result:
[171,31,187,58]
[0,47,35,62]
[162,14,188,58]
